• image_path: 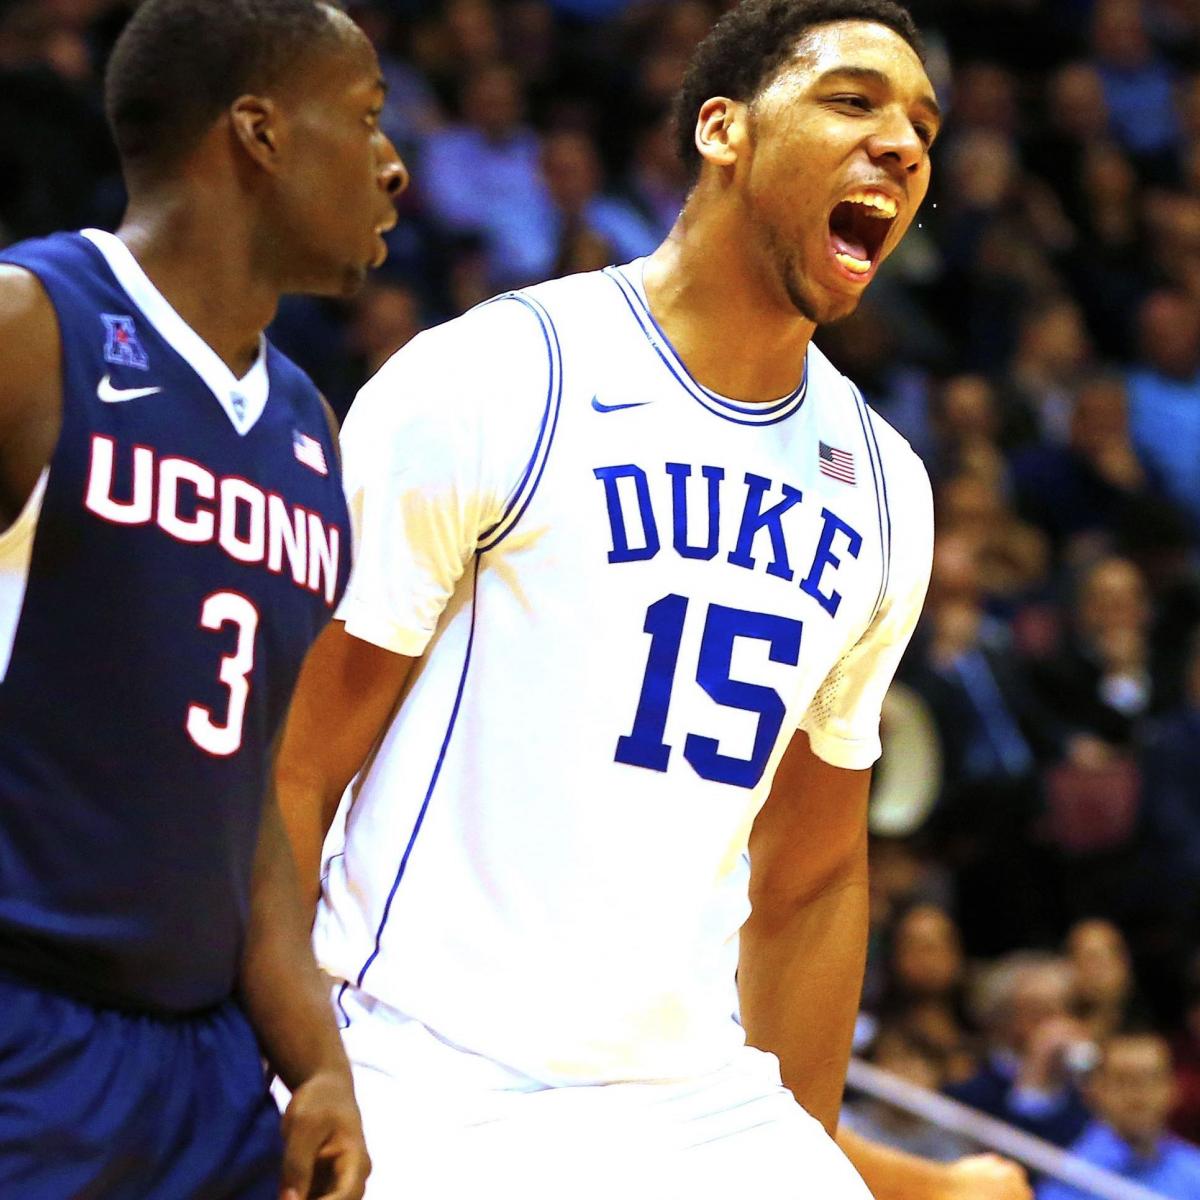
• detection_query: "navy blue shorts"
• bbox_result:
[0,971,283,1199]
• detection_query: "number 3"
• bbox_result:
[186,590,259,757]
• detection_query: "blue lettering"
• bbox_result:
[594,465,660,563]
[667,463,723,561]
[727,473,803,580]
[799,507,863,617]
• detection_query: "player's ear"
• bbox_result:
[230,95,282,173]
[694,97,746,172]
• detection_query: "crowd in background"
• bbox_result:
[6,0,1200,1185]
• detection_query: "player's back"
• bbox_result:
[0,229,350,1013]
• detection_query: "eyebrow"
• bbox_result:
[374,76,389,98]
[815,65,942,124]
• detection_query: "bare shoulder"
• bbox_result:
[0,265,64,525]
[0,264,59,345]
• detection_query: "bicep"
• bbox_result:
[749,730,870,907]
[276,619,417,818]
[0,266,62,524]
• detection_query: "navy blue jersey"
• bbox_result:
[0,230,350,1013]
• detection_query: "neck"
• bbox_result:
[117,180,279,377]
[642,195,816,403]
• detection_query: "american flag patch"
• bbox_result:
[293,431,329,476]
[819,441,856,485]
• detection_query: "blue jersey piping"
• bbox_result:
[602,267,808,428]
[477,294,563,552]
[350,559,481,1006]
[848,383,892,622]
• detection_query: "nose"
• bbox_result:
[378,137,409,198]
[866,109,926,175]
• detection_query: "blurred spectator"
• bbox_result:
[842,1025,975,1162]
[946,60,1020,143]
[816,301,940,464]
[1143,188,1200,298]
[1126,288,1200,533]
[1025,62,1112,228]
[1066,919,1148,1043]
[444,0,504,69]
[349,277,425,374]
[1063,140,1153,358]
[1171,964,1200,1145]
[1011,374,1174,561]
[878,904,978,1083]
[419,63,554,288]
[1138,631,1200,916]
[882,905,966,1012]
[946,954,1092,1147]
[936,130,1065,371]
[936,473,1049,608]
[999,296,1094,449]
[863,836,954,1015]
[621,0,713,112]
[0,0,120,241]
[619,106,689,244]
[1033,556,1166,749]
[347,2,444,159]
[1038,1032,1200,1199]
[539,127,658,274]
[930,374,1008,489]
[1090,0,1183,184]
[907,532,1069,953]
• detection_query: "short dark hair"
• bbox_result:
[105,0,345,178]
[672,0,924,184]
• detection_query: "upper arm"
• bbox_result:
[276,619,417,826]
[749,730,870,910]
[800,446,934,772]
[0,266,63,526]
[335,299,551,659]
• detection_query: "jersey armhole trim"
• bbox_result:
[477,294,563,553]
[0,466,49,557]
[351,557,482,1005]
[849,383,892,624]
[0,466,49,683]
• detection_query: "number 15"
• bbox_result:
[615,595,803,790]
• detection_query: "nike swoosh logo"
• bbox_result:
[591,396,650,413]
[98,374,163,403]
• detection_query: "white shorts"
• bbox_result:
[335,986,874,1200]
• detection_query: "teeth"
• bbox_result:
[834,250,872,274]
[843,191,898,218]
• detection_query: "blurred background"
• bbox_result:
[6,0,1200,1183]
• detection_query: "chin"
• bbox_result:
[815,293,865,326]
[338,262,371,298]
[783,272,860,327]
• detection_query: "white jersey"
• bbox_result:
[316,259,933,1087]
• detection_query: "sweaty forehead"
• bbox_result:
[772,19,930,98]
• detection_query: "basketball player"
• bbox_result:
[279,0,940,1194]
[0,1,404,1196]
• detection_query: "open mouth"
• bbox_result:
[828,191,898,277]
